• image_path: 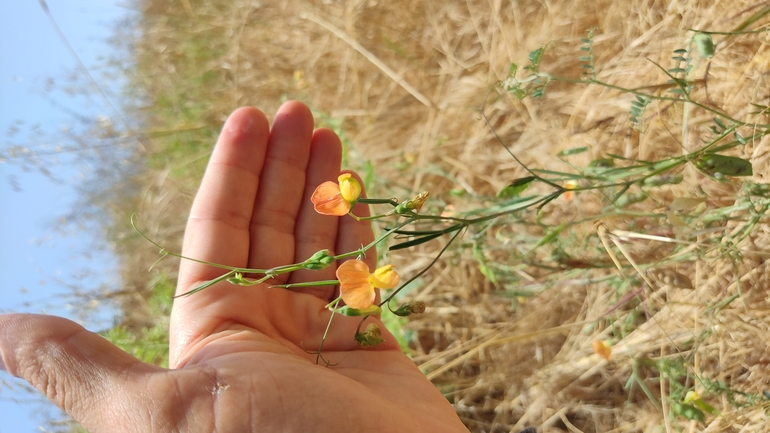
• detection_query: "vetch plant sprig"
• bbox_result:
[133,28,769,365]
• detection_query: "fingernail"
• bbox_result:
[240,116,256,133]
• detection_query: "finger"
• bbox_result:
[0,314,161,431]
[177,106,270,291]
[287,128,343,299]
[247,101,314,277]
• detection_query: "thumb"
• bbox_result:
[0,313,161,430]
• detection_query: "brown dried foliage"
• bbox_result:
[108,0,770,431]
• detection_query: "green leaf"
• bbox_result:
[671,402,705,422]
[531,222,566,250]
[532,168,584,179]
[508,62,518,77]
[557,146,588,156]
[528,47,544,67]
[588,157,615,168]
[695,154,753,176]
[389,232,443,251]
[392,224,463,236]
[692,399,719,415]
[497,176,535,198]
[473,241,498,285]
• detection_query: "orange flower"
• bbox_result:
[336,260,400,309]
[564,180,579,201]
[311,173,362,216]
[592,340,612,361]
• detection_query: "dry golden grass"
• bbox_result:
[107,0,770,431]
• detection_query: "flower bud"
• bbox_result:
[394,300,426,316]
[338,173,361,203]
[592,340,612,360]
[303,249,335,270]
[405,191,429,210]
[355,323,385,348]
[394,191,430,215]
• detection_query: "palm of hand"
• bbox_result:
[166,290,456,432]
[0,102,467,433]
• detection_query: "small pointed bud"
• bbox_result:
[338,173,361,203]
[368,264,399,289]
[227,272,247,285]
[394,191,430,215]
[394,300,426,317]
[355,323,385,348]
[406,191,429,210]
[303,249,335,270]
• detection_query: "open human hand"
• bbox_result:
[0,101,469,432]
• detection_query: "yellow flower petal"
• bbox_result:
[338,173,361,203]
[368,264,399,289]
[311,181,352,216]
[336,260,376,309]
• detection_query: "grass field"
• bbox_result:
[71,1,770,431]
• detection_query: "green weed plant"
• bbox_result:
[115,26,770,428]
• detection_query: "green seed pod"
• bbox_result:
[694,33,715,58]
[672,402,705,422]
[615,192,648,208]
[589,157,615,168]
[303,249,335,270]
[744,181,770,195]
[695,154,753,176]
[643,174,684,187]
[335,305,383,317]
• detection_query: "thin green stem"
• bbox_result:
[131,213,270,274]
[543,74,757,127]
[358,197,399,206]
[379,227,464,306]
[315,297,340,365]
[271,280,340,289]
[349,212,395,221]
[176,269,237,297]
[333,217,417,260]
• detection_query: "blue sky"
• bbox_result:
[0,1,128,431]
